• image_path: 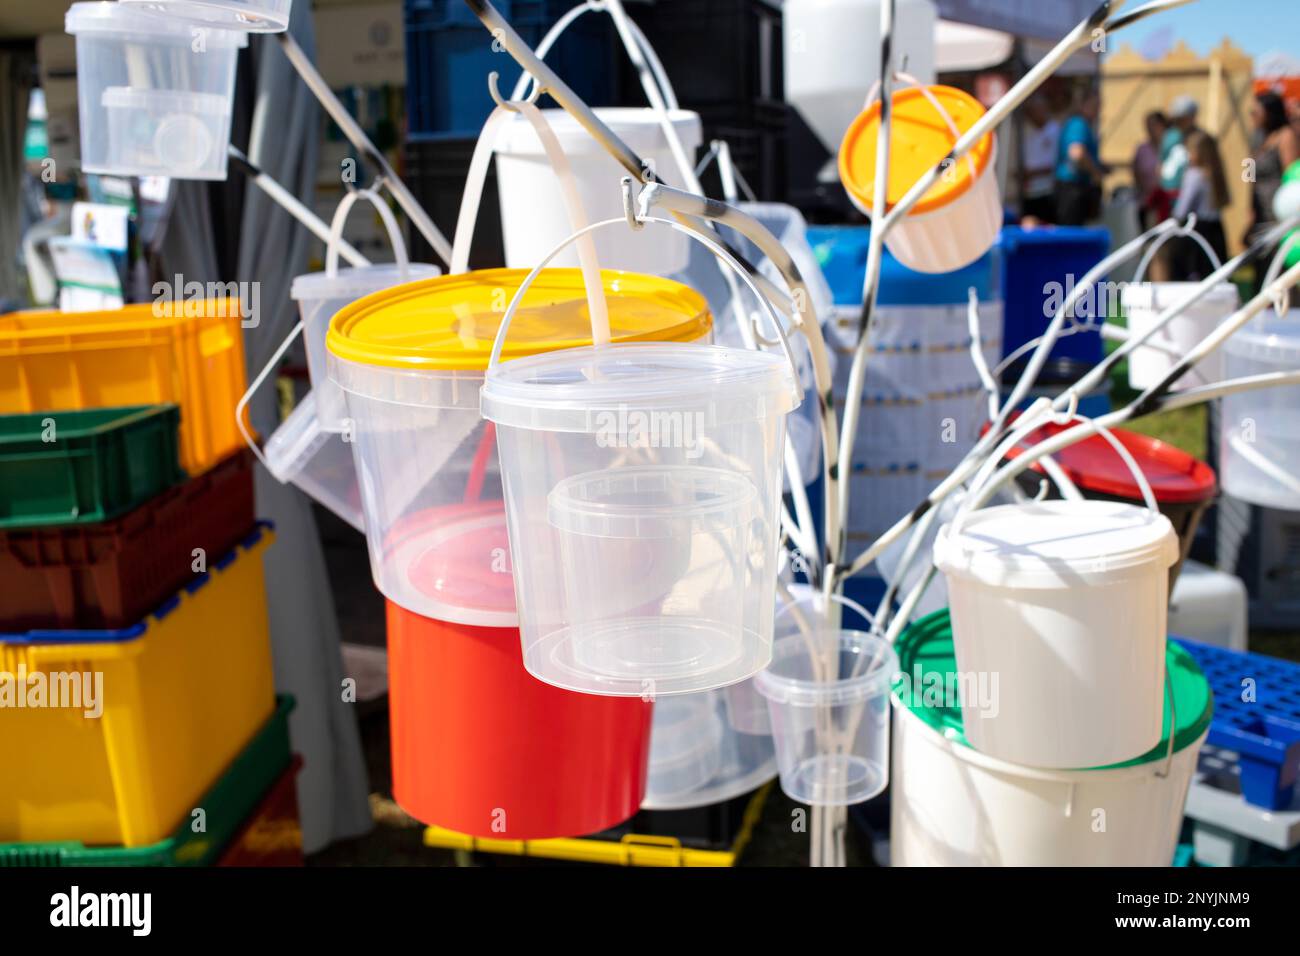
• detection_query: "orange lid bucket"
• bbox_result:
[838,85,995,217]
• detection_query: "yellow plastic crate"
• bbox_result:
[0,301,250,475]
[422,782,773,867]
[0,525,276,847]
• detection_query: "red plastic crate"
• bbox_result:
[217,756,305,867]
[0,450,255,630]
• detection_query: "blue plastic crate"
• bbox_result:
[405,0,620,139]
[1175,639,1300,811]
[1000,225,1109,372]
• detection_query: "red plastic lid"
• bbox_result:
[997,418,1217,505]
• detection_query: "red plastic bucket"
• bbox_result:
[386,502,652,840]
[996,418,1217,588]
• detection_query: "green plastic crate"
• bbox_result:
[0,696,294,867]
[0,405,185,529]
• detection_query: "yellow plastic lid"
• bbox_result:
[838,85,995,217]
[326,268,712,371]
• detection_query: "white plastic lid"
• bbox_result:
[495,107,702,157]
[547,466,758,539]
[1121,281,1239,312]
[101,87,233,116]
[480,342,800,433]
[933,499,1180,589]
[66,2,250,45]
[290,264,441,303]
[1222,311,1300,364]
[117,0,291,34]
[755,631,898,707]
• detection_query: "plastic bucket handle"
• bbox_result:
[1132,215,1224,285]
[484,212,805,409]
[324,186,409,279]
[450,93,608,339]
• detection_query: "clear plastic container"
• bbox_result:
[1220,312,1300,510]
[291,187,439,433]
[755,630,898,807]
[66,3,247,180]
[325,269,713,626]
[482,342,800,697]
[120,0,293,33]
[642,683,778,810]
[291,264,439,432]
[262,390,364,533]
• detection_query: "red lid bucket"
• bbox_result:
[386,504,652,840]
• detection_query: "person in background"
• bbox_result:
[1020,95,1060,223]
[1054,89,1106,225]
[1244,92,1300,250]
[1161,95,1200,195]
[1133,111,1171,230]
[1172,130,1230,279]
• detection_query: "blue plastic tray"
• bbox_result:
[1175,639,1300,811]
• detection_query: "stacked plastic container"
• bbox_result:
[0,300,295,865]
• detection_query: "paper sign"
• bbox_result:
[71,201,129,252]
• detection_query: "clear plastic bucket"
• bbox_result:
[66,3,247,180]
[120,0,293,33]
[755,630,898,806]
[325,269,713,626]
[933,499,1180,768]
[482,342,799,697]
[1220,312,1300,510]
[262,389,364,533]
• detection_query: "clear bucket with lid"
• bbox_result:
[66,2,247,180]
[120,0,293,33]
[933,498,1180,768]
[291,189,439,432]
[1220,312,1300,510]
[482,341,799,696]
[326,268,713,626]
[479,215,802,697]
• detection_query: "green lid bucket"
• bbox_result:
[894,608,1213,770]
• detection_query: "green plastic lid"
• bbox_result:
[893,609,1214,770]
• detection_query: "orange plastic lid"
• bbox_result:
[838,85,995,217]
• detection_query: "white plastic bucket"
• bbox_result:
[494,108,702,275]
[891,707,1207,866]
[291,189,439,433]
[120,0,293,33]
[66,3,247,180]
[1124,283,1238,391]
[755,630,898,807]
[890,613,1213,866]
[933,499,1180,768]
[1220,312,1300,510]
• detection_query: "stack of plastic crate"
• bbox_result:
[0,301,300,867]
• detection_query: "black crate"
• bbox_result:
[625,0,783,111]
[694,100,789,202]
[402,134,506,270]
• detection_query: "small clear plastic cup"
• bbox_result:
[755,630,898,807]
[120,0,293,33]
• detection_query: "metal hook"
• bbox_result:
[621,177,644,231]
[488,70,542,111]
